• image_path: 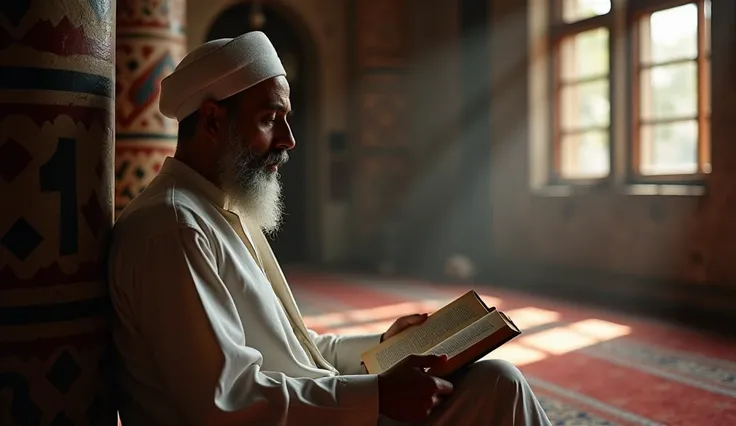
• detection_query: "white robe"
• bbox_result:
[108,157,381,426]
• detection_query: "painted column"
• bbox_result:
[115,0,186,215]
[0,0,117,424]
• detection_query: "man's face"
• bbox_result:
[216,76,295,235]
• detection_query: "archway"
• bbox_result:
[206,2,319,265]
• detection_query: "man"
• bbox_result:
[107,31,551,426]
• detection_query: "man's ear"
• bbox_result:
[198,99,224,142]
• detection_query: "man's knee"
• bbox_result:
[466,359,526,387]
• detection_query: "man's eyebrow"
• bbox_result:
[264,102,291,114]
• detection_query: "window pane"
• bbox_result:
[642,4,698,65]
[561,28,609,81]
[560,130,609,178]
[640,62,697,120]
[560,79,610,130]
[640,120,698,175]
[562,0,611,23]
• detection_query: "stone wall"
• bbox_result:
[488,0,736,317]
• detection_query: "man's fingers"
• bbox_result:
[394,313,428,331]
[383,314,429,342]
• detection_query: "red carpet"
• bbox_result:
[289,272,736,425]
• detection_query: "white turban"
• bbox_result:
[159,31,287,121]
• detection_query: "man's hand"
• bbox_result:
[377,354,454,423]
[381,313,428,342]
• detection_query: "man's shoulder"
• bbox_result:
[112,174,221,246]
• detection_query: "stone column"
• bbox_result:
[115,0,186,216]
[0,0,117,424]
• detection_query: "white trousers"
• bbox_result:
[379,360,552,426]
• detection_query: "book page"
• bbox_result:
[424,311,507,359]
[362,291,489,373]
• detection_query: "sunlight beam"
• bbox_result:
[505,306,561,330]
[519,319,631,355]
[484,343,549,366]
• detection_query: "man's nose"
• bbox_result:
[275,121,296,151]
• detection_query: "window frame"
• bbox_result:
[546,0,711,187]
[629,0,711,183]
[548,4,613,186]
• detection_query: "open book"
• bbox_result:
[360,291,520,377]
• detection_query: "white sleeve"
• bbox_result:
[120,227,379,426]
[308,330,382,375]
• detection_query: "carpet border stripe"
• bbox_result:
[580,347,736,398]
[526,376,663,426]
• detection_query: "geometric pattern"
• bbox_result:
[0,1,32,27]
[0,0,116,423]
[117,0,186,30]
[115,0,186,215]
[0,138,32,182]
[46,350,81,394]
[581,340,736,393]
[538,397,617,425]
[115,45,178,130]
[1,217,43,261]
[0,15,114,63]
[114,147,173,215]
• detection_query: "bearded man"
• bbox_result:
[107,32,551,426]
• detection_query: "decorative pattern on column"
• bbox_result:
[0,0,116,424]
[115,0,186,215]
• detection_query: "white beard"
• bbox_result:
[217,126,285,237]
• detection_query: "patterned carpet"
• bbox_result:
[287,271,736,426]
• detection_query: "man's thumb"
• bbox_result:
[403,313,429,326]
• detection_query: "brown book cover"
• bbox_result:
[361,291,521,377]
